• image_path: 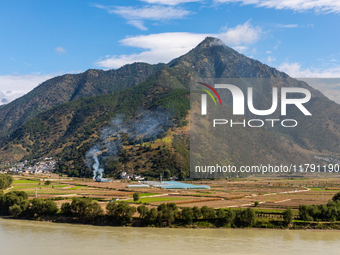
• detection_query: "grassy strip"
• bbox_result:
[68,186,86,190]
[126,197,188,203]
[13,180,39,184]
[129,193,160,197]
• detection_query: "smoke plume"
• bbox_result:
[85,108,173,180]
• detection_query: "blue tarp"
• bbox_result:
[142,181,210,189]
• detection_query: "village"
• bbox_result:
[0,157,56,175]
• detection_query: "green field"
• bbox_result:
[13,180,39,184]
[13,185,41,189]
[68,186,86,190]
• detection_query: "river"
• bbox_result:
[0,218,339,255]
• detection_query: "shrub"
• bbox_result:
[137,204,149,219]
[283,208,294,226]
[157,203,178,226]
[235,208,256,226]
[164,170,171,179]
[226,210,236,224]
[106,201,117,217]
[179,172,185,181]
[61,202,72,216]
[146,208,158,222]
[0,174,13,190]
[44,180,51,186]
[1,191,29,215]
[71,198,104,220]
[192,206,201,220]
[181,207,193,224]
[133,192,140,202]
[332,192,340,203]
[9,204,22,217]
[115,202,136,222]
[201,206,215,220]
[44,200,59,215]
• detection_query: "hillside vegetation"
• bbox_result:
[1,37,340,178]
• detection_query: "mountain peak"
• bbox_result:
[197,37,227,49]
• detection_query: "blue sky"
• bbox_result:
[1,0,340,104]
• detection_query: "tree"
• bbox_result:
[179,172,185,181]
[133,192,140,202]
[283,208,294,226]
[242,208,256,226]
[164,170,171,179]
[30,198,46,215]
[201,205,215,220]
[44,200,59,215]
[298,205,313,221]
[1,191,29,215]
[254,201,259,207]
[226,210,236,225]
[201,205,210,219]
[192,206,201,220]
[332,192,340,203]
[157,203,178,226]
[181,207,193,224]
[91,202,104,219]
[106,201,117,217]
[71,197,103,220]
[44,180,51,186]
[61,202,72,216]
[137,204,149,219]
[0,174,13,190]
[216,209,226,219]
[115,202,136,222]
[9,204,22,217]
[146,208,158,222]
[235,208,256,226]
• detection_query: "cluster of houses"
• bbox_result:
[314,155,340,164]
[120,171,144,180]
[0,158,56,175]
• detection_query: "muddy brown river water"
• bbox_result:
[0,218,339,255]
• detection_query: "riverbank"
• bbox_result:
[3,215,340,231]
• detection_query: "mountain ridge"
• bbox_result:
[0,62,165,137]
[1,37,340,178]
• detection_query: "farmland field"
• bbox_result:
[5,173,340,213]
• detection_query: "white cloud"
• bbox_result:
[232,46,249,53]
[267,56,276,63]
[110,5,191,20]
[139,0,202,5]
[278,62,340,78]
[127,20,148,30]
[298,78,340,104]
[214,0,340,13]
[0,74,55,105]
[276,24,298,28]
[96,21,262,68]
[266,51,272,54]
[219,21,261,45]
[278,62,340,104]
[93,4,192,30]
[55,47,66,54]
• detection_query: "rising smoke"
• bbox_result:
[85,108,173,180]
[85,147,104,180]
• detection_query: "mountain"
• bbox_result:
[1,37,340,178]
[0,62,165,137]
[169,37,340,154]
